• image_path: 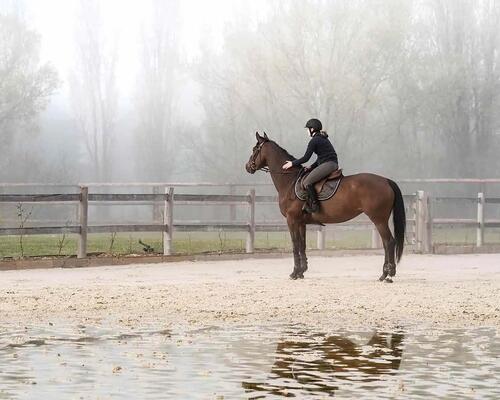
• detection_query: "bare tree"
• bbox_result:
[193,0,500,181]
[16,202,33,258]
[192,0,406,180]
[134,0,182,181]
[69,0,118,181]
[395,0,500,176]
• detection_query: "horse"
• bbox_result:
[242,330,404,397]
[245,132,405,282]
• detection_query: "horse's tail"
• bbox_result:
[387,179,405,264]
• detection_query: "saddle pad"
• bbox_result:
[295,174,343,201]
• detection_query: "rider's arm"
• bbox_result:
[291,138,316,167]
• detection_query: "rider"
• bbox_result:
[282,118,338,213]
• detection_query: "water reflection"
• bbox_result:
[242,330,404,398]
[0,326,173,399]
[0,324,498,399]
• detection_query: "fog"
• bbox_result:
[1,0,499,184]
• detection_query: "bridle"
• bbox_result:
[249,141,300,175]
[249,141,270,173]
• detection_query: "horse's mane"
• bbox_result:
[269,140,296,161]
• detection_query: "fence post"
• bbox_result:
[229,184,236,222]
[477,192,484,247]
[425,193,433,253]
[480,182,486,198]
[164,187,174,255]
[246,189,255,253]
[416,190,425,253]
[78,186,88,258]
[317,225,326,250]
[409,194,417,246]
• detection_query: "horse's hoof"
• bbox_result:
[289,273,298,280]
[297,273,304,279]
[384,277,394,283]
[379,275,387,282]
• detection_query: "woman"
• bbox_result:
[282,118,338,213]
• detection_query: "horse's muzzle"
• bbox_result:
[245,162,256,174]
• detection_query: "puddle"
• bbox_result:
[0,324,498,399]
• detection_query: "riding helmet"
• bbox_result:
[305,118,322,132]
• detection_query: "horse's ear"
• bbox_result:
[263,131,269,140]
[255,131,263,142]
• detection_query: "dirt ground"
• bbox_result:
[0,253,499,330]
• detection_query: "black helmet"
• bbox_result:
[305,118,322,132]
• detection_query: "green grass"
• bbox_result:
[0,230,372,259]
[432,227,500,244]
[2,228,499,259]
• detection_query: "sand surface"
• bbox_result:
[1,254,499,330]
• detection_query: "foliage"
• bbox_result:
[193,0,500,180]
[0,13,59,171]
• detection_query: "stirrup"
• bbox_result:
[302,202,313,213]
[302,199,319,214]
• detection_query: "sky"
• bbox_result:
[27,0,253,88]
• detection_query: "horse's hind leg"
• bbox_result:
[375,222,396,283]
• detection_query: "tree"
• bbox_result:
[193,0,500,181]
[391,0,500,177]
[134,0,182,182]
[192,0,407,180]
[69,0,118,181]
[0,13,58,161]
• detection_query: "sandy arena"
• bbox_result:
[1,253,499,330]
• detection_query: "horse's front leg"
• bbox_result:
[297,223,307,279]
[287,222,301,280]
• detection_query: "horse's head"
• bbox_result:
[245,132,270,174]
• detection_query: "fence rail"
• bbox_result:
[1,184,500,257]
[413,190,500,252]
[0,186,392,257]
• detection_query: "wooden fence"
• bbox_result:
[414,190,500,252]
[0,186,405,257]
[1,181,500,257]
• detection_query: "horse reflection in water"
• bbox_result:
[242,331,404,398]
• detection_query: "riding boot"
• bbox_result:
[303,184,320,213]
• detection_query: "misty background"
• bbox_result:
[1,0,499,185]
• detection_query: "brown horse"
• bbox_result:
[245,132,405,282]
[242,330,404,397]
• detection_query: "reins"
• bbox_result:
[249,139,302,201]
[258,167,299,175]
[250,141,300,175]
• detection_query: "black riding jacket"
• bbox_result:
[291,132,338,168]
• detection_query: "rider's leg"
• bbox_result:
[304,184,319,213]
[302,161,338,213]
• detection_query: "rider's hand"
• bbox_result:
[282,161,293,170]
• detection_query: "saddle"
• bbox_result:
[295,168,343,201]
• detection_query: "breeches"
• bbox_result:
[303,161,338,187]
